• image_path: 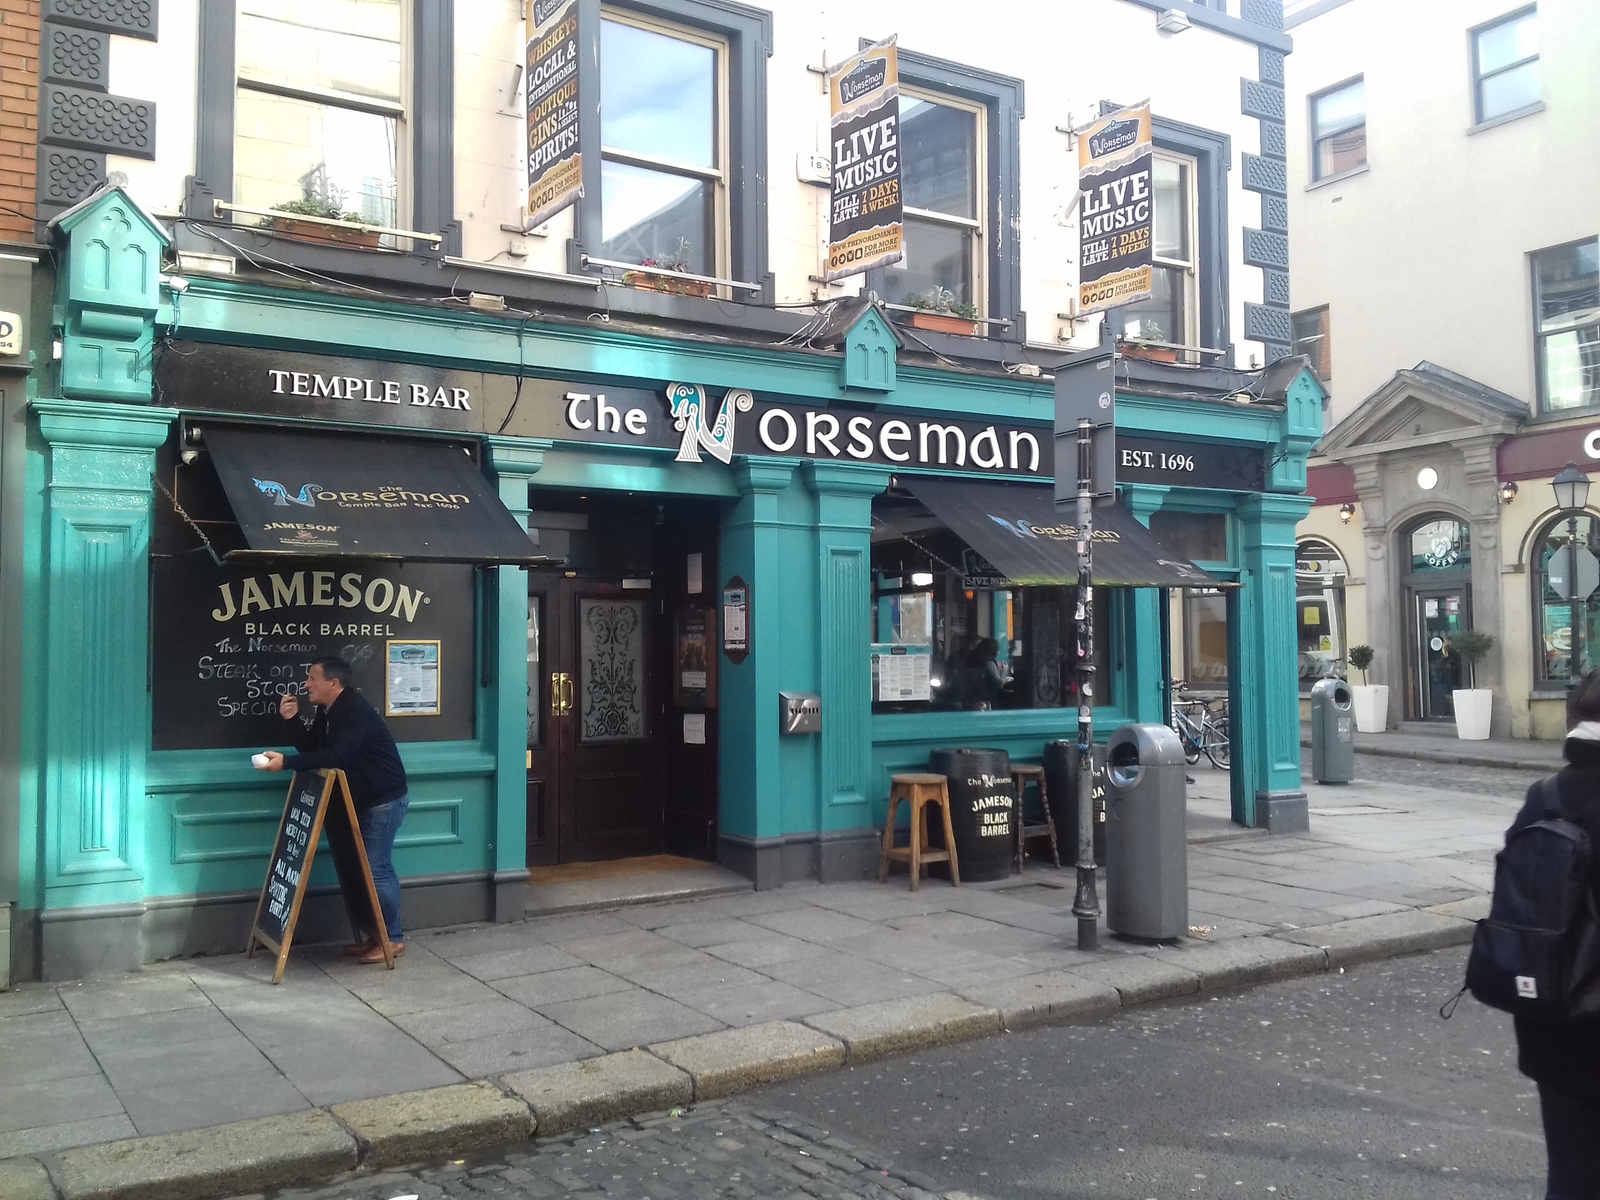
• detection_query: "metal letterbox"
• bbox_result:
[779,691,821,734]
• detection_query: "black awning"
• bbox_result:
[902,477,1229,589]
[204,427,545,564]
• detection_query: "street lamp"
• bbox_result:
[1553,462,1592,686]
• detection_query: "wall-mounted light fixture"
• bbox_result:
[1155,8,1192,33]
[910,571,935,588]
[1338,502,1356,525]
[1500,480,1519,505]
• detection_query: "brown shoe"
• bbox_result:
[358,941,403,964]
[342,941,376,956]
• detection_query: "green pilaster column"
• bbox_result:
[1120,485,1171,727]
[32,399,177,978]
[1232,492,1313,830]
[802,461,890,881]
[484,438,548,921]
[719,457,796,889]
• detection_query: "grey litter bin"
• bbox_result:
[1310,678,1355,784]
[1104,723,1189,941]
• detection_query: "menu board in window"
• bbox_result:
[872,643,932,702]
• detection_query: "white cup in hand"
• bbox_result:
[251,753,271,769]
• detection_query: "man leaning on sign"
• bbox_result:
[259,657,410,963]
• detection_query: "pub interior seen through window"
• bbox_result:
[870,494,1111,713]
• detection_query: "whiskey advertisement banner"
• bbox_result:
[826,35,902,282]
[525,0,583,228]
[1077,102,1154,315]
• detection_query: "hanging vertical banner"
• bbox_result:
[826,35,903,282]
[525,0,583,229]
[1077,102,1154,314]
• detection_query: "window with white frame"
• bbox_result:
[597,11,728,279]
[1120,150,1198,349]
[1533,238,1600,413]
[1310,77,1366,181]
[885,88,985,316]
[1473,7,1540,125]
[233,0,405,227]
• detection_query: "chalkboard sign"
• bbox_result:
[151,552,476,750]
[247,769,394,983]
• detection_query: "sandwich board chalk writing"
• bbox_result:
[246,769,394,983]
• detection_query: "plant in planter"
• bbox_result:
[1120,319,1178,362]
[1345,644,1388,733]
[1448,629,1497,740]
[901,287,980,336]
[621,239,712,297]
[268,180,380,248]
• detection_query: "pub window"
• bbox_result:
[869,507,1112,713]
[1120,150,1199,351]
[234,0,405,228]
[1532,238,1600,413]
[1292,306,1333,382]
[1297,538,1348,693]
[884,87,985,317]
[1182,589,1229,689]
[1534,514,1600,686]
[1472,7,1540,126]
[1309,77,1366,182]
[597,10,729,278]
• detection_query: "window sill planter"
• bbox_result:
[1121,343,1180,364]
[621,270,713,299]
[269,216,382,249]
[1453,688,1494,740]
[906,311,978,337]
[1350,684,1388,733]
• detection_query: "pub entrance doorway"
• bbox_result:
[525,494,722,865]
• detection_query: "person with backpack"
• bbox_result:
[1493,670,1600,1199]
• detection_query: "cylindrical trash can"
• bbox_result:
[1104,723,1188,940]
[1309,678,1355,784]
[1043,739,1105,867]
[928,748,1014,882]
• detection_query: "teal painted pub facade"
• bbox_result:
[3,190,1324,981]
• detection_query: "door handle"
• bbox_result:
[561,672,575,716]
[550,671,565,717]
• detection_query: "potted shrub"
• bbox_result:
[1120,319,1179,363]
[901,287,979,336]
[621,238,713,297]
[269,188,381,249]
[1347,644,1387,733]
[1449,629,1497,741]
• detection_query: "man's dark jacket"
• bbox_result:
[1510,736,1600,1099]
[284,688,407,812]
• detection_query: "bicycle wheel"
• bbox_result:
[1174,722,1201,765]
[1204,716,1231,769]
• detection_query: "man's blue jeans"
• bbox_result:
[358,794,409,942]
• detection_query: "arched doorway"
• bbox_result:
[1532,511,1600,687]
[1401,515,1471,720]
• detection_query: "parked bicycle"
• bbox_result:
[1169,681,1231,769]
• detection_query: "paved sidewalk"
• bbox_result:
[1300,721,1563,770]
[0,763,1509,1176]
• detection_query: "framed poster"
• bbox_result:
[673,606,718,708]
[722,577,750,664]
[386,640,442,716]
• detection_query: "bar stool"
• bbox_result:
[1011,763,1060,872]
[879,773,961,891]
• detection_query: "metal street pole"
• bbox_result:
[1072,416,1100,951]
[1572,511,1584,686]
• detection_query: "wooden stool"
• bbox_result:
[879,773,961,891]
[1012,764,1060,872]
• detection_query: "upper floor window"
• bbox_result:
[234,0,404,227]
[1533,238,1600,413]
[1310,77,1365,181]
[1473,7,1540,125]
[1292,306,1332,381]
[1121,150,1197,348]
[598,12,728,278]
[885,89,985,315]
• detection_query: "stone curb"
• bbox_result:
[0,905,1487,1200]
[1297,732,1559,773]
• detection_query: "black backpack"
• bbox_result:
[1459,776,1600,1022]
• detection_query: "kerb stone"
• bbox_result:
[1164,936,1328,992]
[1425,895,1491,923]
[48,1110,356,1200]
[503,1049,692,1137]
[803,993,1000,1061]
[952,971,1120,1030]
[1065,954,1202,1005]
[0,1157,55,1200]
[1274,910,1476,968]
[330,1081,533,1169]
[649,1021,845,1100]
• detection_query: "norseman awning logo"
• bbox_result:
[254,479,320,507]
[1089,118,1142,159]
[839,57,888,103]
[532,0,565,24]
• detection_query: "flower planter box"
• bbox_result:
[621,270,713,298]
[270,216,382,249]
[906,310,978,337]
[1121,343,1180,363]
[1350,684,1388,733]
[1453,688,1494,740]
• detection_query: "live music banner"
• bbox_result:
[1077,102,1154,314]
[826,35,902,282]
[525,0,583,229]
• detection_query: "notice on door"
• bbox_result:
[873,643,931,702]
[387,640,441,716]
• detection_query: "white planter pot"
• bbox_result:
[1351,684,1389,733]
[1453,688,1494,740]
